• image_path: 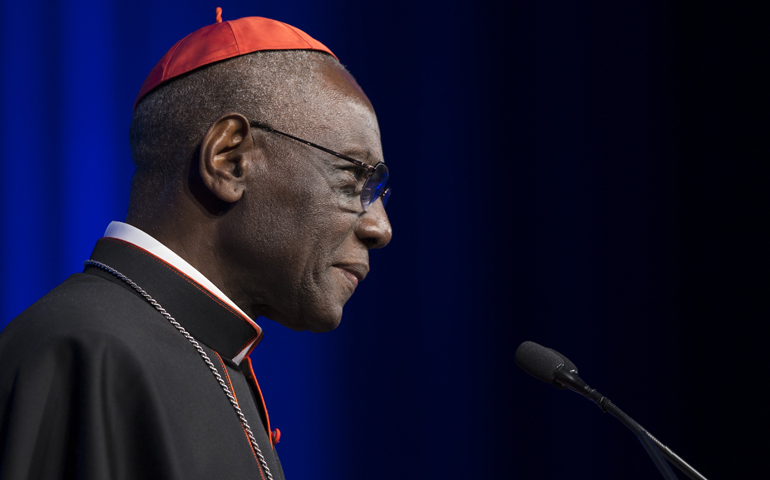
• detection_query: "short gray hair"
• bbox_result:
[128,49,344,201]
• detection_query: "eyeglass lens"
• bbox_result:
[361,163,389,210]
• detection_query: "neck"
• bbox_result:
[126,210,224,290]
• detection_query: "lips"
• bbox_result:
[334,263,369,290]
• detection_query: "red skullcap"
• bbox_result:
[134,16,337,111]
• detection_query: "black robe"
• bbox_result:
[0,238,285,480]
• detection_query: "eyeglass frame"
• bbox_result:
[249,120,390,211]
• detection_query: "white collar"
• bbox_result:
[104,221,260,363]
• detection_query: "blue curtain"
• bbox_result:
[1,1,766,479]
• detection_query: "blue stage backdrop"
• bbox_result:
[1,1,767,479]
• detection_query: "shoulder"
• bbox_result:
[0,274,193,480]
[7,272,150,330]
[0,273,194,437]
[0,272,182,375]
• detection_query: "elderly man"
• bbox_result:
[0,14,390,480]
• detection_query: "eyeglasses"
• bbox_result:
[249,120,390,211]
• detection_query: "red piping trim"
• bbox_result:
[244,356,275,447]
[215,352,265,480]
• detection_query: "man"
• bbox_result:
[0,14,391,480]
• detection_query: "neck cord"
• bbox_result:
[84,259,274,480]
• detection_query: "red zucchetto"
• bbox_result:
[134,14,337,111]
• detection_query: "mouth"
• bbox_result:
[334,263,369,290]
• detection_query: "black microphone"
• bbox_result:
[514,341,601,402]
[515,341,708,480]
[514,340,578,390]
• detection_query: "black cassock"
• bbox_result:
[0,238,285,479]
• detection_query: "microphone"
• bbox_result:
[513,340,578,390]
[515,341,707,480]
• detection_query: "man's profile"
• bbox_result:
[0,14,391,480]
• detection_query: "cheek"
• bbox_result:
[235,184,352,272]
[230,156,360,318]
[244,169,323,249]
[255,168,353,257]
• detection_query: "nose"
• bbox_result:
[356,200,392,249]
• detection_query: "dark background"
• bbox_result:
[1,1,767,478]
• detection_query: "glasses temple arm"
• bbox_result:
[249,121,374,172]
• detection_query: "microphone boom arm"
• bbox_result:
[554,365,707,480]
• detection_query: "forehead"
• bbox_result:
[295,63,383,164]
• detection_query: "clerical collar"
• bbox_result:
[103,221,261,363]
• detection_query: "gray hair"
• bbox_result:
[128,49,345,203]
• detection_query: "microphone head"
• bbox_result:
[515,341,577,389]
[547,348,578,373]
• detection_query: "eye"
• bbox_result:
[337,168,365,196]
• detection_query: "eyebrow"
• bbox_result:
[339,147,377,164]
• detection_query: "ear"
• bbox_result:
[199,113,255,203]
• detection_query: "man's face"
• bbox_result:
[220,62,392,332]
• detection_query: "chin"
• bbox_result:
[306,319,341,333]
